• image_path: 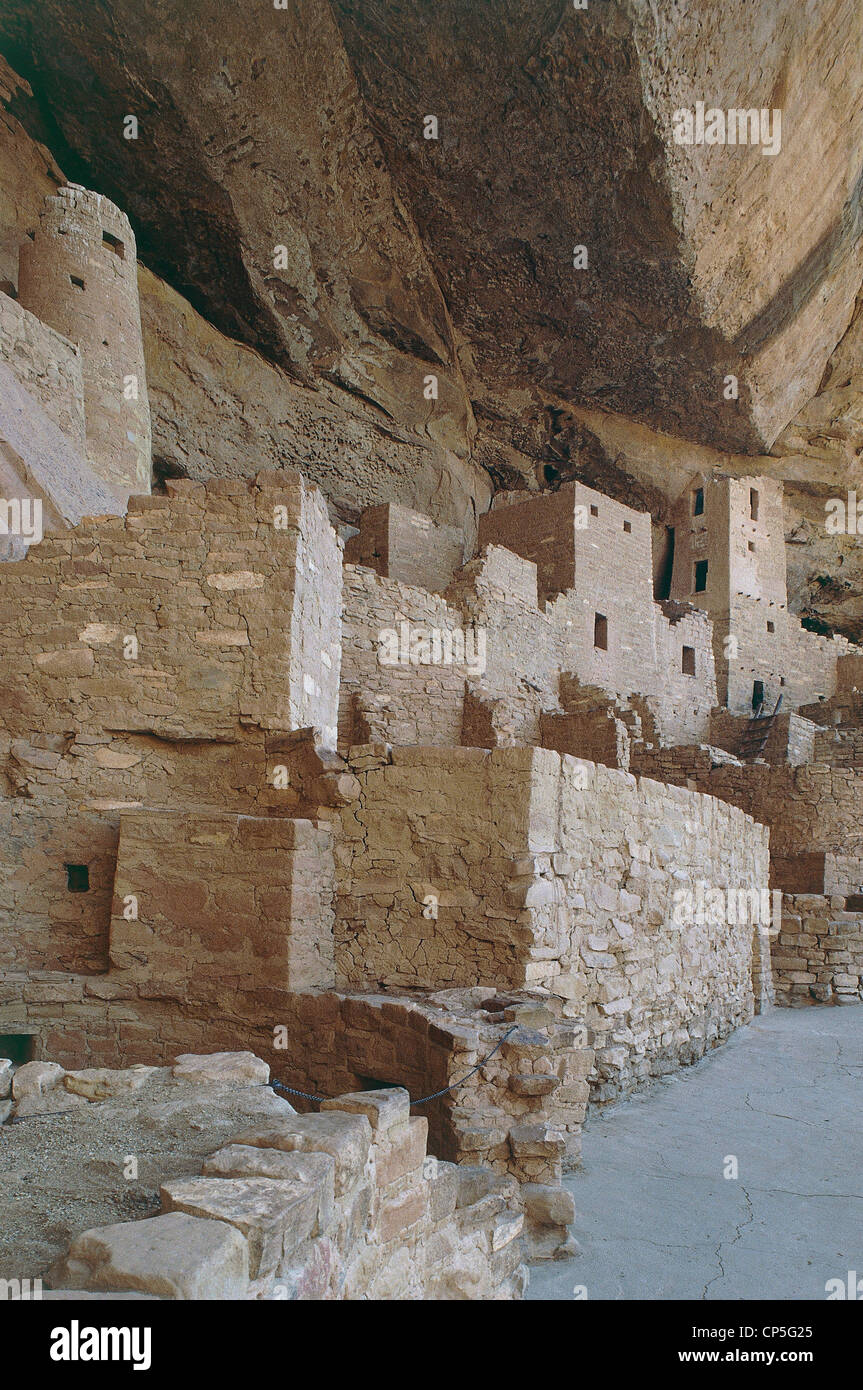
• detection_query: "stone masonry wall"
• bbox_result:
[0,470,342,753]
[334,744,770,1102]
[0,289,85,450]
[772,894,863,1006]
[3,1053,526,1300]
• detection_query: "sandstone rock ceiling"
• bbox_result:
[3,0,863,633]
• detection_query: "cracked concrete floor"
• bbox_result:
[527,1007,862,1300]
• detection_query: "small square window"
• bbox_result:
[682,646,696,676]
[693,488,704,516]
[590,504,598,518]
[623,520,632,533]
[748,541,755,553]
[593,613,608,650]
[102,229,125,259]
[767,621,775,633]
[694,560,708,593]
[65,863,89,893]
[70,275,85,290]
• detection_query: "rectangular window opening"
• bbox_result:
[692,488,704,516]
[623,520,632,533]
[0,1034,36,1066]
[748,541,756,553]
[682,645,696,676]
[750,488,759,521]
[593,613,608,650]
[767,621,775,633]
[69,274,85,290]
[65,863,90,893]
[752,680,765,712]
[590,504,598,518]
[694,560,708,593]
[102,230,125,258]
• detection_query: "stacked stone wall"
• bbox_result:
[772,894,863,1006]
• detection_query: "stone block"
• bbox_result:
[161,1177,318,1279]
[55,1213,250,1299]
[377,1186,427,1243]
[319,1086,410,1132]
[64,1065,157,1100]
[231,1113,372,1196]
[375,1117,428,1187]
[172,1052,270,1086]
[11,1060,64,1100]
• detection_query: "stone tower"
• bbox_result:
[669,472,789,713]
[17,184,151,495]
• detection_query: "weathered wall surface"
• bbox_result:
[1,1053,527,1299]
[0,290,85,449]
[109,812,336,996]
[0,801,115,975]
[335,745,770,1100]
[0,470,342,748]
[18,185,151,494]
[772,894,863,1006]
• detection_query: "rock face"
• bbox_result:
[3,0,863,466]
[1,6,863,609]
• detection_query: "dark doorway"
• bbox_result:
[752,680,765,712]
[694,560,708,593]
[594,613,608,650]
[1,1034,36,1066]
[655,525,675,600]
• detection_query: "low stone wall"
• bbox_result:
[772,894,863,1006]
[2,1051,527,1299]
[335,744,771,1102]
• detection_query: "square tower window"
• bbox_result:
[694,560,708,592]
[590,504,598,518]
[65,863,89,893]
[767,621,775,633]
[682,646,696,676]
[750,488,759,520]
[692,488,704,516]
[593,613,608,650]
[102,229,125,259]
[69,275,85,290]
[748,541,755,552]
[623,520,632,533]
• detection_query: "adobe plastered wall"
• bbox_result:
[109,811,336,996]
[0,289,85,449]
[335,744,770,1100]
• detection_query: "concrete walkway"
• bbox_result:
[528,1007,863,1300]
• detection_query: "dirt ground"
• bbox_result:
[0,1070,293,1281]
